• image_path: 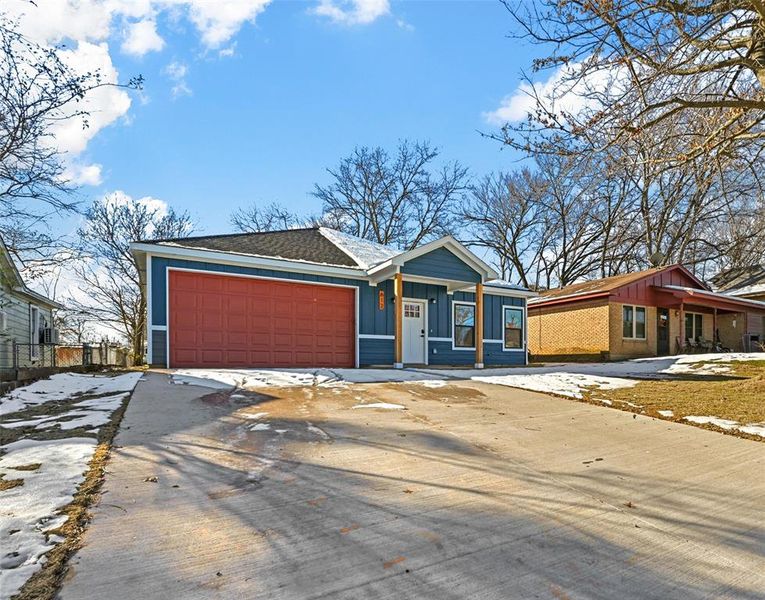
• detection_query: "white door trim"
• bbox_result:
[165,266,360,369]
[402,297,428,366]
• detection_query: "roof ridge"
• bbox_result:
[142,226,320,244]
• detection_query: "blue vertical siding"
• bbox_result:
[402,248,481,283]
[148,255,526,367]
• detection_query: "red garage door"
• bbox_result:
[168,270,355,368]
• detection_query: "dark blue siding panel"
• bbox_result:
[151,330,167,366]
[428,340,526,366]
[428,340,475,365]
[402,248,481,283]
[484,343,526,366]
[359,338,394,366]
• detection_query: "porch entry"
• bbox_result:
[657,308,669,356]
[402,299,426,364]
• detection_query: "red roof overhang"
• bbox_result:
[528,291,611,308]
[653,285,765,312]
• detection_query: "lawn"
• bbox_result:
[588,360,765,440]
[0,371,143,600]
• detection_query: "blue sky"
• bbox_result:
[14,0,538,235]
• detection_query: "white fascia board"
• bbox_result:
[129,242,370,280]
[367,236,498,281]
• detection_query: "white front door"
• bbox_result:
[402,300,426,364]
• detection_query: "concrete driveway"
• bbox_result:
[60,371,765,599]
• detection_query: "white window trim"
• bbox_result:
[502,305,526,352]
[622,304,647,340]
[452,300,477,351]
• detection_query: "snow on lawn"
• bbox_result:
[171,367,446,390]
[0,372,142,416]
[420,353,765,400]
[683,416,765,438]
[0,372,142,598]
[0,438,96,599]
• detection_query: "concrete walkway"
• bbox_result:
[59,372,765,599]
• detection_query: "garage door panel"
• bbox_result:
[169,271,355,368]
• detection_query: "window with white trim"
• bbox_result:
[453,302,475,348]
[503,306,524,350]
[622,305,646,339]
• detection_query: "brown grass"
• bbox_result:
[8,375,134,600]
[589,360,765,441]
[0,475,24,490]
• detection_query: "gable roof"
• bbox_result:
[529,265,706,306]
[143,227,377,269]
[0,236,62,309]
[711,264,765,297]
[132,228,531,293]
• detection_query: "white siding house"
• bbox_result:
[0,237,61,370]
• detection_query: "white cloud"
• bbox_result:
[183,0,272,48]
[64,162,104,186]
[163,61,192,97]
[313,0,390,25]
[121,19,165,56]
[484,63,616,126]
[52,42,132,155]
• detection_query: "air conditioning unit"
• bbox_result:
[43,328,59,344]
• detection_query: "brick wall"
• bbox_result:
[609,303,657,360]
[528,299,610,357]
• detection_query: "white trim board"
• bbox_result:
[163,266,361,369]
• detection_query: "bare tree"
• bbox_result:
[313,140,469,249]
[230,202,315,232]
[72,195,193,363]
[498,0,765,161]
[0,15,141,264]
[461,170,550,288]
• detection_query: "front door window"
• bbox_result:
[402,302,426,364]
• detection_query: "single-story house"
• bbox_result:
[0,236,62,370]
[129,227,536,369]
[712,264,765,302]
[527,264,765,361]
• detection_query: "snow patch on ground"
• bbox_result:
[419,352,764,400]
[0,438,96,598]
[739,423,765,437]
[658,410,674,417]
[250,423,271,431]
[171,367,448,390]
[352,402,406,410]
[0,373,141,416]
[0,373,141,596]
[683,415,765,438]
[684,415,739,430]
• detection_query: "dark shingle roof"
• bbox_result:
[712,264,765,293]
[148,228,359,267]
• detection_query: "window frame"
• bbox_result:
[684,312,703,341]
[502,305,525,351]
[622,304,647,340]
[452,300,476,351]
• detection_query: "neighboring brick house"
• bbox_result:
[528,265,765,361]
[712,264,765,351]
